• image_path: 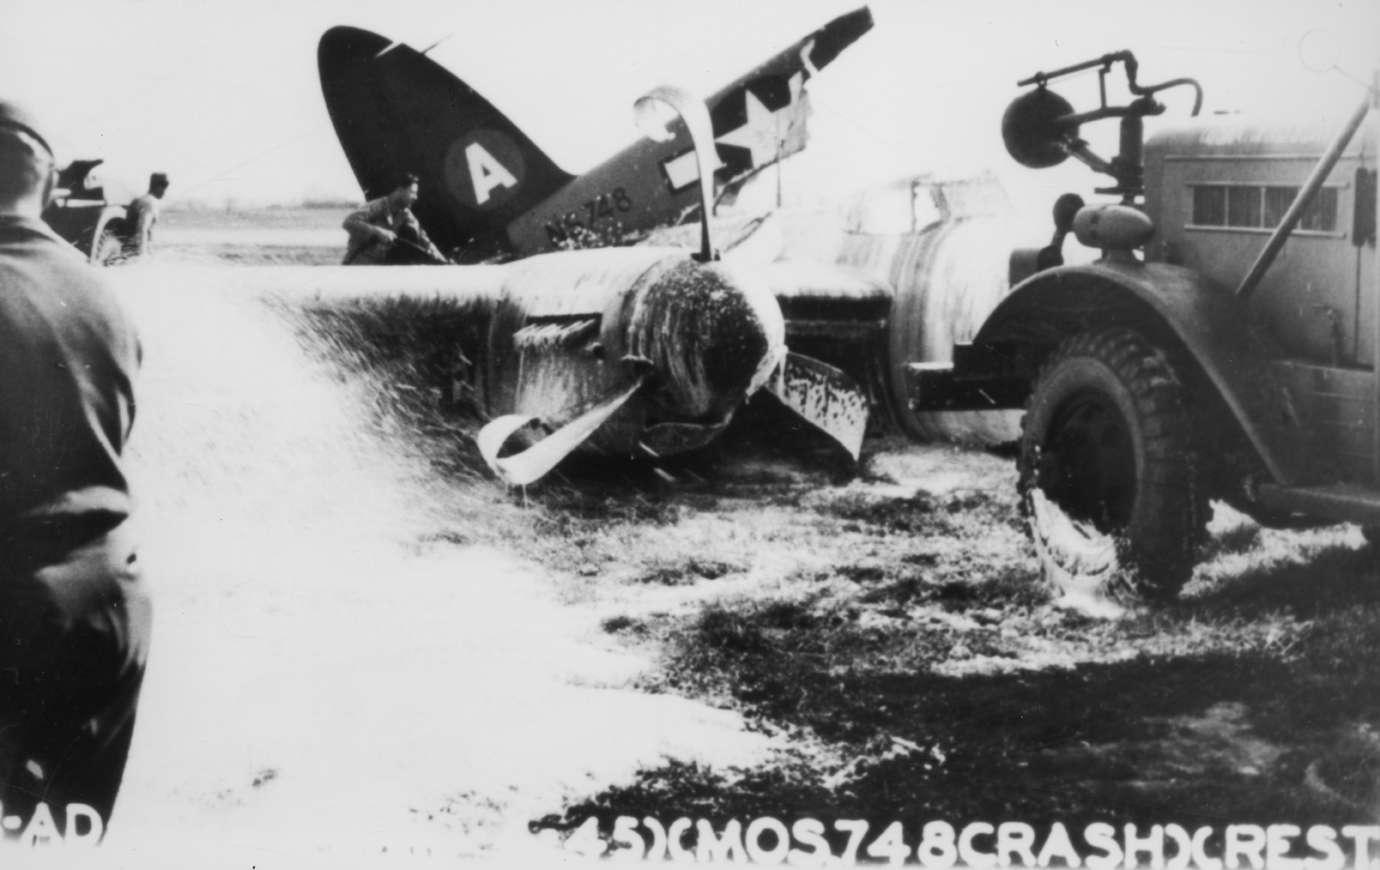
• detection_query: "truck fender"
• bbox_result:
[971,261,1304,485]
[90,206,129,263]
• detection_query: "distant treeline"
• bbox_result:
[164,199,360,214]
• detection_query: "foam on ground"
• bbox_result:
[97,264,774,864]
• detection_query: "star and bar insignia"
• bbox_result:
[659,70,812,194]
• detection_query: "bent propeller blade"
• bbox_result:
[766,352,870,460]
[477,376,647,486]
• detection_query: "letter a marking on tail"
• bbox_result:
[467,142,519,204]
[445,129,527,211]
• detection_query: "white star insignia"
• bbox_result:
[660,72,810,190]
[715,72,807,168]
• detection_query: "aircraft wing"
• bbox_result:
[758,261,892,329]
[755,259,893,414]
[498,246,675,318]
[637,216,892,345]
[105,265,511,393]
[103,264,510,307]
[106,253,883,481]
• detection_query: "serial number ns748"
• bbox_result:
[544,188,633,245]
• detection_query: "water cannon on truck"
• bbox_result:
[910,51,1379,610]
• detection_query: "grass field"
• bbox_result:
[103,209,1380,863]
[160,204,348,265]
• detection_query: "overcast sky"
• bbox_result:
[2,0,1375,208]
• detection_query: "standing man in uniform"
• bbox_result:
[0,100,152,844]
[342,172,448,265]
[123,172,168,259]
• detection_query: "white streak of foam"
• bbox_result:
[97,265,772,864]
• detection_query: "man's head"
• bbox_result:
[388,173,420,209]
[149,172,169,199]
[0,99,56,215]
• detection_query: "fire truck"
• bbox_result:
[911,52,1378,608]
[41,159,128,265]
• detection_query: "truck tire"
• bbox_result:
[1018,327,1208,605]
[90,214,126,266]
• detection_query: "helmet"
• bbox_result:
[0,99,53,159]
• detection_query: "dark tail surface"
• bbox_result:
[319,26,574,257]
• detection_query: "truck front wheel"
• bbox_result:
[91,213,127,266]
[1018,327,1208,607]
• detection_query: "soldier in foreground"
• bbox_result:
[0,100,152,845]
[342,172,449,264]
[124,171,168,258]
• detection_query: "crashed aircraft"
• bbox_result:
[295,10,890,485]
[317,6,1053,451]
[160,244,887,486]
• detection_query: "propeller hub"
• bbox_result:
[626,259,785,421]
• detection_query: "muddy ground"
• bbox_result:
[146,208,1380,860]
[493,413,1380,836]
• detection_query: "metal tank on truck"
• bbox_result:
[909,51,1378,611]
[802,172,1039,444]
[684,171,1053,445]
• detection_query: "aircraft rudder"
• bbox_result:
[318,26,574,256]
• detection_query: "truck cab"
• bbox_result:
[1147,117,1378,485]
[910,52,1379,610]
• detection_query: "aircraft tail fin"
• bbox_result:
[319,26,575,257]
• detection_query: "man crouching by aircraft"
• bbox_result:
[342,172,450,265]
[0,100,152,847]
